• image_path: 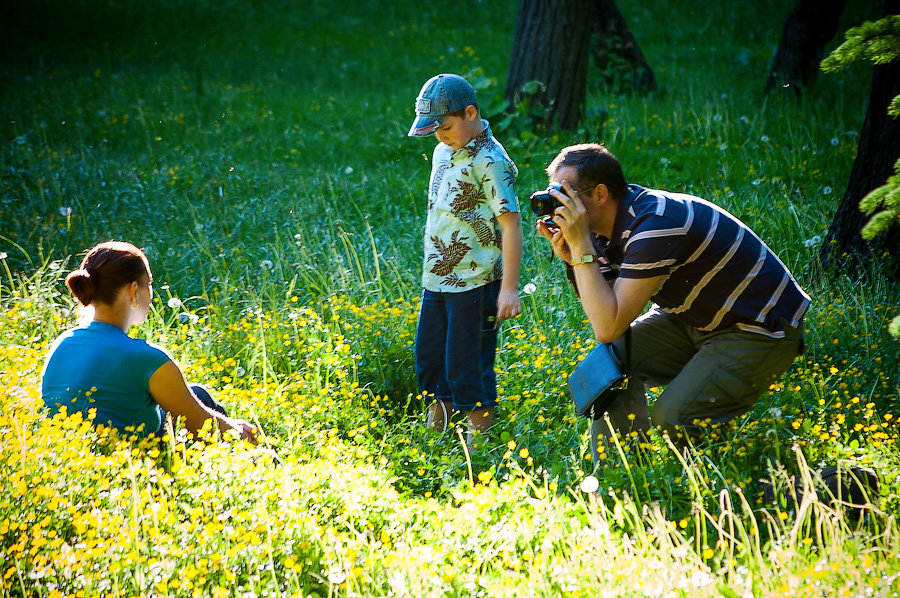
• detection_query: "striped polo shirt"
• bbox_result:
[599,185,810,337]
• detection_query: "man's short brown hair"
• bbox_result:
[547,143,628,201]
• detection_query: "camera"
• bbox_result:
[529,182,564,218]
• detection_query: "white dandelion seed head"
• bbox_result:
[167,297,182,309]
[523,283,537,295]
[260,259,274,270]
[58,206,72,217]
[344,166,354,174]
[580,475,600,493]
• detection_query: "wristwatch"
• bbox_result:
[572,254,597,266]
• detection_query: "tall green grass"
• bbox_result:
[1,0,898,596]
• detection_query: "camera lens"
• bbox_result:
[528,183,563,217]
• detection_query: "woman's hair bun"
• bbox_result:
[65,268,95,306]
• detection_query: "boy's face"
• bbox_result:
[434,106,480,151]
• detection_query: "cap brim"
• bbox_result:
[408,115,441,137]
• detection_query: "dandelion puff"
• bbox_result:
[831,137,839,146]
[752,179,762,186]
[234,366,246,377]
[0,252,7,260]
[167,297,182,309]
[58,206,72,217]
[260,259,274,270]
[803,235,822,248]
[823,186,832,195]
[580,475,600,493]
[344,166,354,174]
[523,283,537,295]
[760,135,770,143]
[718,143,728,151]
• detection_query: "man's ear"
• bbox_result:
[594,183,611,205]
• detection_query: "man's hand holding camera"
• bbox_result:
[534,181,595,266]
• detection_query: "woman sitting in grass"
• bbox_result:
[41,240,257,444]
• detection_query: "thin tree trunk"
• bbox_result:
[590,0,656,93]
[765,0,847,94]
[505,0,593,131]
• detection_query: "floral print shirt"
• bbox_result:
[422,121,518,292]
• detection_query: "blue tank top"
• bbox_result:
[41,321,173,436]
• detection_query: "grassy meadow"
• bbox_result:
[1,0,899,596]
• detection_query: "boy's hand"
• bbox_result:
[497,289,521,322]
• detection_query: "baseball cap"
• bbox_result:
[408,74,477,137]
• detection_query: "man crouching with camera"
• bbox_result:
[535,143,809,462]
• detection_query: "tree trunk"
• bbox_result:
[765,0,846,94]
[505,0,593,131]
[818,3,900,281]
[590,0,656,93]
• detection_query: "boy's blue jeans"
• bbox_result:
[415,280,500,412]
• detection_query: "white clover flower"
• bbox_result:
[58,206,72,217]
[260,259,274,270]
[803,235,822,248]
[523,283,537,295]
[167,297,182,309]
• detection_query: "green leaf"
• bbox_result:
[717,584,741,598]
[521,80,545,96]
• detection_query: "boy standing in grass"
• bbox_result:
[408,73,522,448]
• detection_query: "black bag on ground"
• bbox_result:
[567,329,630,417]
